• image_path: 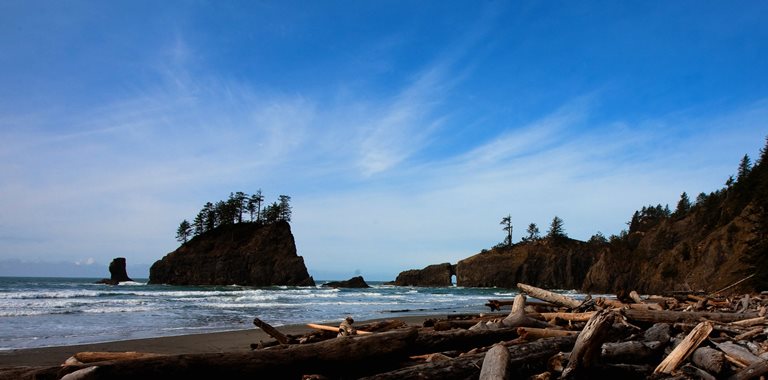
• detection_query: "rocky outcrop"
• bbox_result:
[149,221,315,286]
[96,257,133,285]
[393,263,455,286]
[322,276,370,288]
[457,239,598,289]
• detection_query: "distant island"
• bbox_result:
[396,137,768,294]
[149,192,314,286]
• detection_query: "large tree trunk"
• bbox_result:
[49,329,420,380]
[360,336,577,380]
[561,309,615,379]
[622,309,759,324]
[517,283,582,309]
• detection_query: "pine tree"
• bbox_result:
[500,215,512,246]
[278,195,292,222]
[738,154,752,182]
[674,192,692,218]
[176,220,192,243]
[547,216,566,239]
[525,223,540,241]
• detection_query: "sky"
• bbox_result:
[0,1,767,281]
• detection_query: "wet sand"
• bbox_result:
[0,315,433,368]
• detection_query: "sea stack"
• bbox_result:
[97,257,133,285]
[149,221,315,286]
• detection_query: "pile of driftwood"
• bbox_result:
[5,282,768,380]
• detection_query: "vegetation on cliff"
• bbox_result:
[176,191,291,243]
[448,136,768,293]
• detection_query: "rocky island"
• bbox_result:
[150,221,314,286]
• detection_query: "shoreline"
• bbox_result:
[0,315,433,368]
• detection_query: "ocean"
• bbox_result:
[0,277,535,350]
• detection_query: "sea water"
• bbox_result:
[0,277,533,350]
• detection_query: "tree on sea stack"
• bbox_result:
[500,214,513,247]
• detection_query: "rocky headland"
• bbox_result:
[396,142,768,294]
[149,221,314,286]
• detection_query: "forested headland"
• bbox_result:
[175,191,292,243]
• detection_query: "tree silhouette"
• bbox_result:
[278,195,292,222]
[674,192,692,218]
[500,215,512,246]
[176,220,192,243]
[547,216,566,239]
[247,190,264,222]
[738,154,752,182]
[525,223,540,241]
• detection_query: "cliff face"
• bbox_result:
[149,221,315,286]
[457,239,598,289]
[406,142,768,294]
[393,263,455,286]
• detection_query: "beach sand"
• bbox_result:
[0,315,434,368]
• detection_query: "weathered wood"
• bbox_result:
[561,309,615,379]
[360,336,577,380]
[731,317,767,327]
[654,321,713,374]
[629,290,644,304]
[411,327,521,355]
[518,283,582,309]
[478,344,510,380]
[622,309,759,324]
[306,323,372,335]
[728,358,768,380]
[253,317,292,344]
[501,294,550,328]
[691,346,725,375]
[541,312,596,322]
[681,364,717,380]
[517,327,579,340]
[50,328,418,380]
[715,341,763,366]
[601,341,661,363]
[63,352,165,366]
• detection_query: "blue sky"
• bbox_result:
[1,1,766,280]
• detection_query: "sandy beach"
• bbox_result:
[0,315,432,368]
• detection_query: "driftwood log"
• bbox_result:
[39,329,420,380]
[360,336,577,380]
[622,309,760,324]
[561,309,615,379]
[478,344,510,380]
[654,321,713,374]
[517,283,582,309]
[253,317,292,344]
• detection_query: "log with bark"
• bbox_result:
[359,336,577,380]
[561,309,616,379]
[654,321,713,374]
[517,283,582,309]
[30,329,420,380]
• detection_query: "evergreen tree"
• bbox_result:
[232,191,248,223]
[674,192,692,217]
[203,202,216,231]
[525,223,540,241]
[263,202,280,223]
[247,190,264,222]
[547,216,566,239]
[192,211,205,236]
[278,195,292,222]
[500,215,512,246]
[738,154,752,182]
[176,220,192,243]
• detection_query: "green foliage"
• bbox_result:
[500,215,512,246]
[176,191,292,243]
[547,216,567,239]
[738,154,752,182]
[673,192,692,218]
[589,231,608,244]
[524,223,540,241]
[176,220,192,243]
